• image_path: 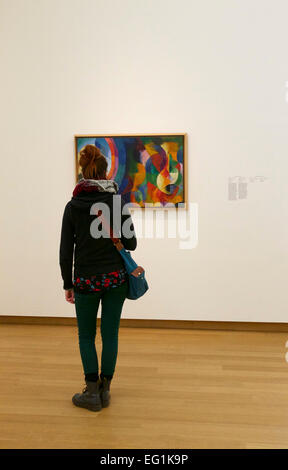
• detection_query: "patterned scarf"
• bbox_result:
[73,178,119,197]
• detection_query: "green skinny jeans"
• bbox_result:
[74,281,128,378]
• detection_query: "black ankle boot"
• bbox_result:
[72,378,102,412]
[100,376,112,408]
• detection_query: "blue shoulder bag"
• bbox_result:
[99,211,149,300]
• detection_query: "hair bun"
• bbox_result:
[79,144,108,179]
[79,144,101,166]
[94,148,102,159]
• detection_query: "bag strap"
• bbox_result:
[96,209,124,252]
[97,209,145,279]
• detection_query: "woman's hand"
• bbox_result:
[65,288,75,304]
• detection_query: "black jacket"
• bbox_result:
[59,191,137,290]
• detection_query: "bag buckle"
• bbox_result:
[131,266,144,277]
[113,240,124,251]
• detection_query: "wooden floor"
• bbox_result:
[0,323,288,449]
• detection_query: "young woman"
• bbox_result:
[59,144,137,412]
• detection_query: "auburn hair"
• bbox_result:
[79,144,108,180]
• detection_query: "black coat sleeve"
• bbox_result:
[59,202,75,290]
[120,198,137,251]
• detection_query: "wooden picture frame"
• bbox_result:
[74,133,187,209]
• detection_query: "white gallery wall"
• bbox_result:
[0,0,287,321]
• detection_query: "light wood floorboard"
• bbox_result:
[0,324,288,449]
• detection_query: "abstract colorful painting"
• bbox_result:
[75,134,186,208]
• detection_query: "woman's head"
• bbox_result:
[79,144,108,180]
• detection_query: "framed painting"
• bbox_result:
[74,133,187,209]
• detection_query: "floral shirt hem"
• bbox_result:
[73,268,128,294]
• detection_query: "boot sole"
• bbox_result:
[72,396,102,412]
